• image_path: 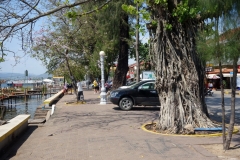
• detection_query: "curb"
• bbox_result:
[141,123,239,137]
[224,91,240,95]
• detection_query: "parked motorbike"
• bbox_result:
[105,82,112,92]
[205,88,213,96]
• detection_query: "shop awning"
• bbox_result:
[223,73,240,77]
[207,74,220,79]
[208,73,240,77]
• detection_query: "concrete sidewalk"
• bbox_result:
[0,89,239,160]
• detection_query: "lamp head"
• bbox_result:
[99,51,105,56]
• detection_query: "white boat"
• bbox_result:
[6,80,44,87]
[42,79,54,83]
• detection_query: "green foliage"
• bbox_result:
[122,4,137,15]
[224,29,240,61]
[141,11,150,21]
[134,0,144,3]
[196,28,216,62]
[65,10,77,21]
[151,20,157,26]
[129,42,149,61]
[197,0,240,67]
[122,1,149,38]
[0,57,4,63]
[0,52,6,65]
[102,4,109,10]
[64,0,69,5]
[172,0,198,22]
[165,23,172,30]
[153,0,167,6]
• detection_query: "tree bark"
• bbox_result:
[225,59,237,149]
[149,5,215,133]
[219,62,226,149]
[65,49,77,98]
[112,12,129,89]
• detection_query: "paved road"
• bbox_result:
[0,89,239,160]
[206,91,240,125]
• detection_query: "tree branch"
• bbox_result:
[20,0,42,15]
[0,0,112,57]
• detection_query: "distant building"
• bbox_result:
[53,76,64,86]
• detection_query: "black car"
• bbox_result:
[110,80,160,110]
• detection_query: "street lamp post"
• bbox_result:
[99,51,107,105]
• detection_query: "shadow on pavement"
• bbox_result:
[0,125,38,160]
[85,98,101,104]
[208,108,240,125]
[112,106,160,111]
[231,132,240,145]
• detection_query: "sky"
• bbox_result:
[0,52,47,75]
[0,2,49,75]
[0,36,47,75]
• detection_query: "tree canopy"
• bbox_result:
[0,0,112,59]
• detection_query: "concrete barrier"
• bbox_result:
[0,114,30,153]
[44,89,64,107]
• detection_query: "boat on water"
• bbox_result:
[6,80,46,87]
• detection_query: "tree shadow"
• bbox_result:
[112,106,160,111]
[208,108,240,125]
[231,131,240,145]
[231,144,240,149]
[0,125,38,160]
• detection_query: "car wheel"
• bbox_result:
[119,97,133,110]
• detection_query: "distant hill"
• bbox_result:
[0,72,52,80]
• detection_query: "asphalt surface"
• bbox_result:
[1,89,240,160]
[206,90,240,125]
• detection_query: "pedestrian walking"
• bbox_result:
[77,80,84,102]
[93,79,99,94]
[64,83,68,94]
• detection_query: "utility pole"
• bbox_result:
[135,2,140,82]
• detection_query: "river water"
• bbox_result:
[0,83,52,121]
[2,95,51,121]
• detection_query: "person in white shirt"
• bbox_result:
[208,82,213,90]
[77,80,84,101]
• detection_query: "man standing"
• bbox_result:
[77,80,84,102]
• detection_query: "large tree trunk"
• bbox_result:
[149,4,215,134]
[112,12,129,89]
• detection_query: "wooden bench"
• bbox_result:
[43,89,64,107]
[0,115,30,153]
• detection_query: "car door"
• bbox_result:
[136,82,159,106]
[134,82,150,105]
[148,83,160,106]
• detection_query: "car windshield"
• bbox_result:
[127,81,136,86]
[129,81,144,89]
[129,80,155,89]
